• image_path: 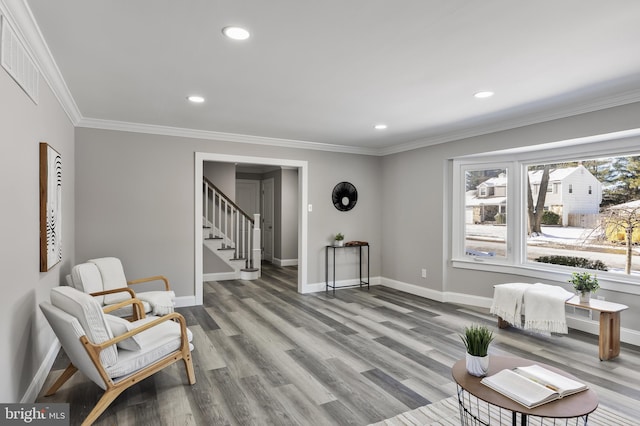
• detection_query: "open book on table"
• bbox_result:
[480,364,588,409]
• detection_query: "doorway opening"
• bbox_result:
[194,153,308,305]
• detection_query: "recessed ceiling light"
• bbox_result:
[474,91,494,99]
[374,124,388,130]
[222,26,250,41]
[187,95,205,103]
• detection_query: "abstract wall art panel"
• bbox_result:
[40,142,62,271]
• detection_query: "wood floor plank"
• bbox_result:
[188,325,227,371]
[361,368,430,409]
[239,375,299,426]
[271,384,336,426]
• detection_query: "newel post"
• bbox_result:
[252,214,261,275]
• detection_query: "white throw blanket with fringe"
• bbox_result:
[137,290,175,315]
[490,283,531,327]
[523,283,574,334]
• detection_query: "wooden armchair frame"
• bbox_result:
[127,274,170,291]
[89,287,144,320]
[44,298,195,426]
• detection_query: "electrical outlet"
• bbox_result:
[597,295,605,301]
[421,268,427,278]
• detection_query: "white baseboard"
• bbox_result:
[23,339,61,403]
[174,295,197,308]
[203,272,237,282]
[273,258,298,267]
[380,277,445,302]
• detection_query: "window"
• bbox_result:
[457,167,509,260]
[452,132,640,285]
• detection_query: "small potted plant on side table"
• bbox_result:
[569,271,599,304]
[334,233,345,247]
[460,324,494,377]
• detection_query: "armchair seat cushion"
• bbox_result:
[106,319,193,380]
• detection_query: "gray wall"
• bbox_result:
[1,70,75,401]
[75,128,383,294]
[381,101,640,329]
[203,161,236,200]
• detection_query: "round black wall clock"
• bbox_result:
[332,181,358,211]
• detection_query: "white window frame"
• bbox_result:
[451,129,640,295]
[452,161,519,265]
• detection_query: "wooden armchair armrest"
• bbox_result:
[102,298,146,320]
[90,287,136,298]
[127,275,170,291]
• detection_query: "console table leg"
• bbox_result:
[599,311,621,360]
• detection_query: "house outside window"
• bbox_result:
[460,168,507,259]
[452,135,640,286]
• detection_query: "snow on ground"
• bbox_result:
[465,224,640,274]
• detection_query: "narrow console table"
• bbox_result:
[325,243,370,295]
[452,355,598,426]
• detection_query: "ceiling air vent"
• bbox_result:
[1,15,39,104]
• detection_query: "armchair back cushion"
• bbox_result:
[89,257,131,305]
[70,262,105,304]
[49,286,118,367]
[40,301,110,390]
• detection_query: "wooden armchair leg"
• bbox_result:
[45,363,78,397]
[183,354,196,385]
[82,388,126,426]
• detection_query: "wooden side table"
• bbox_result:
[452,355,598,426]
[565,296,628,360]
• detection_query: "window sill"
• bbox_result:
[451,258,640,296]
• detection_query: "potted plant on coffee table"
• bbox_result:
[460,324,494,377]
[568,271,599,303]
[334,233,345,247]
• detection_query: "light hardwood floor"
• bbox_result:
[39,263,640,425]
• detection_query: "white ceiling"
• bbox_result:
[20,1,640,154]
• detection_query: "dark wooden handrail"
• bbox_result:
[203,177,254,224]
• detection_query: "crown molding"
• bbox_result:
[1,0,82,125]
[77,117,381,156]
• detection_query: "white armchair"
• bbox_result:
[40,286,195,426]
[66,257,175,318]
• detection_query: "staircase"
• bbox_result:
[203,178,261,281]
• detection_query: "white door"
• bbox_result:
[262,178,274,262]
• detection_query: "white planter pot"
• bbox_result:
[466,353,489,377]
[579,291,591,304]
[335,240,344,247]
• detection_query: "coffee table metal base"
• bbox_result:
[456,385,589,425]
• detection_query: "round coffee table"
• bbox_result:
[452,355,598,425]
